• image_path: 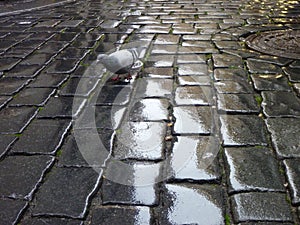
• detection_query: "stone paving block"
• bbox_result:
[57,20,84,28]
[251,74,291,91]
[284,159,300,205]
[90,206,151,225]
[214,68,248,81]
[9,88,55,106]
[28,73,69,88]
[266,117,300,158]
[4,64,41,78]
[215,80,253,94]
[143,67,174,79]
[20,53,54,66]
[46,58,80,74]
[178,45,218,54]
[57,47,89,60]
[113,122,166,160]
[0,134,16,158]
[217,93,260,113]
[0,199,27,225]
[36,42,68,54]
[158,184,224,225]
[178,75,211,86]
[169,136,220,181]
[135,78,173,98]
[0,155,54,199]
[177,54,207,64]
[0,58,21,71]
[231,192,293,222]
[129,98,169,121]
[178,64,208,76]
[95,85,132,106]
[101,171,158,206]
[0,107,37,134]
[246,59,282,74]
[37,96,86,118]
[175,86,213,105]
[225,147,284,193]
[214,40,242,49]
[60,77,100,97]
[58,129,112,167]
[147,54,175,67]
[0,96,12,109]
[220,114,268,146]
[32,167,100,218]
[283,67,300,82]
[212,53,244,68]
[0,77,30,95]
[262,91,300,117]
[137,24,171,34]
[11,119,71,154]
[174,106,213,134]
[154,34,180,44]
[151,44,177,55]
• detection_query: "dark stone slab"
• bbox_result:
[32,167,100,218]
[0,199,27,225]
[169,136,220,181]
[266,118,300,158]
[215,80,253,94]
[28,73,69,88]
[46,58,80,74]
[0,107,37,134]
[37,96,86,118]
[283,67,300,82]
[262,91,300,117]
[0,155,54,199]
[9,88,55,106]
[95,85,132,106]
[56,47,89,60]
[225,147,284,193]
[246,59,282,74]
[20,53,54,66]
[35,42,68,54]
[212,53,243,68]
[0,96,12,109]
[101,175,158,206]
[57,20,84,28]
[214,40,242,49]
[284,159,300,205]
[0,77,30,95]
[214,68,248,81]
[173,106,213,134]
[157,184,224,225]
[178,64,208,76]
[175,86,213,105]
[11,119,71,154]
[0,57,21,71]
[4,64,41,78]
[135,78,173,98]
[129,98,169,121]
[220,115,268,146]
[90,206,151,225]
[178,75,211,86]
[60,77,100,97]
[231,192,293,222]
[217,93,260,113]
[251,74,291,91]
[113,122,166,160]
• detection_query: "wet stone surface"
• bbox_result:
[225,147,284,193]
[0,199,27,225]
[231,192,293,222]
[284,159,300,205]
[175,86,213,105]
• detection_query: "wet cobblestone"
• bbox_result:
[0,0,299,224]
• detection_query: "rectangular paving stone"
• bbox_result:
[214,68,248,81]
[217,93,260,113]
[37,96,86,118]
[212,53,244,68]
[28,73,69,88]
[178,76,211,86]
[174,106,213,134]
[154,34,180,44]
[246,59,282,74]
[60,77,100,97]
[4,64,41,78]
[135,78,173,98]
[178,64,208,76]
[231,192,293,222]
[0,58,21,71]
[147,54,175,67]
[151,44,178,55]
[175,86,213,105]
[225,147,285,193]
[157,184,224,225]
[169,136,220,182]
[9,88,55,106]
[57,20,84,28]
[143,67,174,79]
[0,107,37,134]
[113,122,166,160]
[266,118,300,158]
[284,159,300,205]
[220,114,268,146]
[0,77,30,95]
[90,206,151,225]
[95,85,132,106]
[20,53,54,66]
[215,80,253,94]
[11,119,71,154]
[251,74,291,91]
[0,134,16,158]
[177,54,207,64]
[137,24,171,34]
[46,58,80,74]
[0,155,54,199]
[262,91,300,117]
[0,199,27,225]
[21,217,82,225]
[32,167,100,218]
[0,96,12,109]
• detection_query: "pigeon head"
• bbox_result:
[97,54,109,62]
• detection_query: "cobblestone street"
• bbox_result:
[0,0,300,224]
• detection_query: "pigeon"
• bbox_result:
[97,47,146,81]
